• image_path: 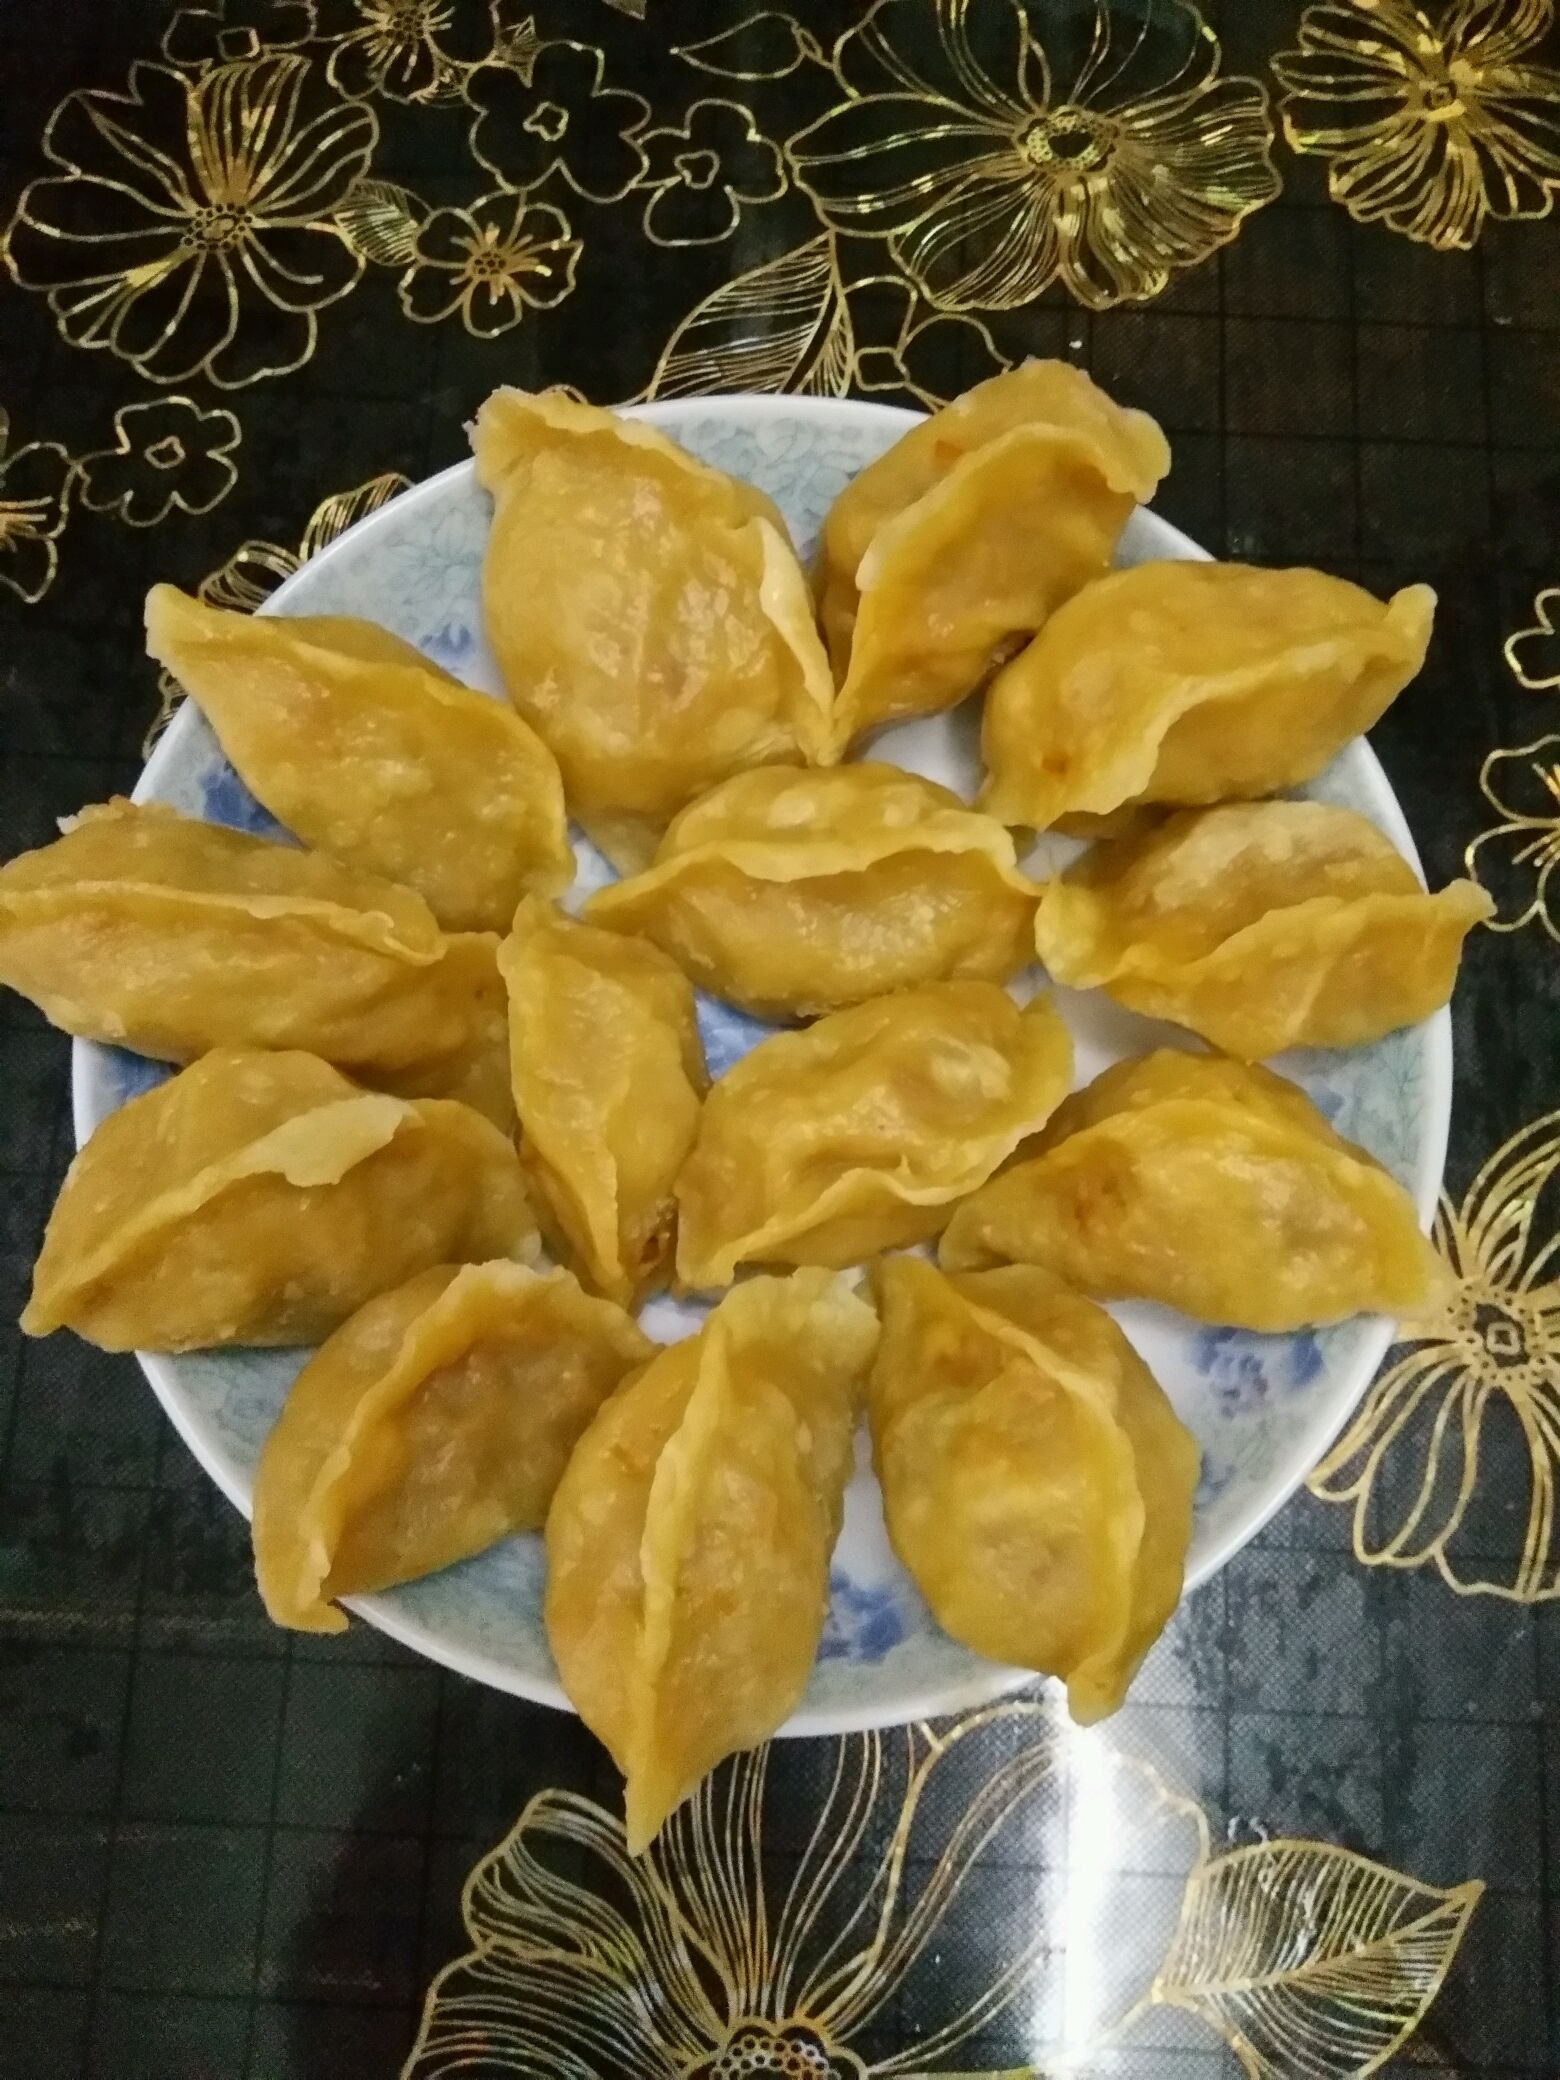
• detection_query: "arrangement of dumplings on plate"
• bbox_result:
[3,366,1486,1852]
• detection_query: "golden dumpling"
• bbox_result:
[472,388,833,871]
[869,1258,1198,1720]
[0,800,506,1109]
[981,561,1435,831]
[23,1050,538,1352]
[676,983,1073,1289]
[940,1050,1444,1330]
[545,1270,877,1851]
[1035,801,1492,1058]
[817,361,1169,750]
[498,898,706,1306]
[583,763,1039,1016]
[373,930,515,1132]
[254,1261,652,1633]
[144,584,572,930]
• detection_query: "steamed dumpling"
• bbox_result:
[817,361,1169,750]
[545,1270,878,1851]
[23,1050,538,1352]
[0,800,509,1116]
[869,1257,1198,1721]
[1035,801,1492,1058]
[498,898,706,1306]
[584,763,1039,1016]
[144,584,572,930]
[254,1261,652,1632]
[940,1050,1444,1330]
[676,983,1073,1289]
[472,388,833,870]
[981,562,1436,831]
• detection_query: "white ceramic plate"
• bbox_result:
[73,395,1449,1733]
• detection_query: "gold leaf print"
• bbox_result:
[464,37,651,203]
[0,407,74,607]
[787,0,1280,312]
[645,233,855,398]
[1503,584,1560,691]
[397,190,581,334]
[675,11,829,82]
[1465,734,1560,936]
[1155,1840,1482,2078]
[640,98,787,247]
[4,55,377,389]
[78,397,241,526]
[1273,0,1560,249]
[404,1705,1478,2077]
[1310,1110,1560,1600]
[333,175,430,267]
[327,0,497,105]
[145,468,409,745]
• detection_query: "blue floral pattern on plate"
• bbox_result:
[83,396,1449,1733]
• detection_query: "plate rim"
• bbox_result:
[76,389,1452,1734]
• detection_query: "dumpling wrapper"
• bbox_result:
[498,898,706,1306]
[1035,800,1492,1058]
[869,1258,1198,1721]
[981,561,1436,831]
[817,361,1169,751]
[0,799,512,1121]
[472,388,833,871]
[144,584,572,931]
[584,762,1040,1016]
[23,1049,538,1352]
[940,1050,1445,1330]
[254,1260,652,1633]
[676,982,1073,1289]
[545,1269,877,1852]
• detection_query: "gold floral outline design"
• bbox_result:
[0,407,75,606]
[397,189,582,334]
[403,1703,1481,2078]
[638,97,787,248]
[144,467,410,747]
[1274,0,1560,249]
[326,0,502,107]
[3,54,377,389]
[1310,1110,1560,1600]
[1503,585,1560,691]
[1465,734,1560,937]
[463,36,652,204]
[78,397,242,526]
[786,0,1281,312]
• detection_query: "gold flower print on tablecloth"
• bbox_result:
[1310,1112,1560,1601]
[787,0,1280,311]
[1273,0,1560,249]
[1504,586,1560,691]
[145,468,409,745]
[78,399,241,525]
[327,0,499,105]
[0,408,74,605]
[404,1703,1480,2079]
[464,37,650,202]
[398,192,581,332]
[640,98,786,245]
[1465,735,1560,936]
[3,55,376,388]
